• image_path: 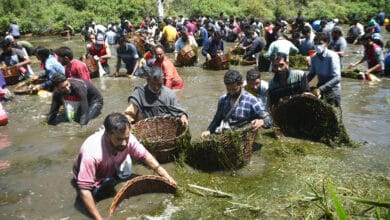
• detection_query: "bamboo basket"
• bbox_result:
[132,116,191,163]
[204,54,229,70]
[176,45,197,66]
[186,126,255,171]
[109,175,177,216]
[1,66,20,86]
[13,78,46,95]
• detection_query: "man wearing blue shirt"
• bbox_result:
[308,32,341,107]
[115,36,139,77]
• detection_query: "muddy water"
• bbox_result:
[0,29,389,219]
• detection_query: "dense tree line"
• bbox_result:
[1,0,389,35]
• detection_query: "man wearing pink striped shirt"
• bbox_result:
[73,112,176,220]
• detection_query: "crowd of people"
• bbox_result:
[0,12,390,219]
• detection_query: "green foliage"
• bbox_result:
[0,0,388,34]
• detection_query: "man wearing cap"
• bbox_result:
[201,70,271,136]
[367,17,381,34]
[348,34,384,79]
[86,33,111,76]
[124,65,188,126]
[329,26,347,69]
[308,32,341,107]
[47,73,103,127]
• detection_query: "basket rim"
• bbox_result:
[133,116,190,144]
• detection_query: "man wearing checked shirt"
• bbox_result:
[202,70,272,137]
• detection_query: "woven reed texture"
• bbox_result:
[109,175,177,216]
[133,116,191,163]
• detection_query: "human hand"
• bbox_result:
[303,92,317,99]
[348,63,355,69]
[201,131,210,137]
[206,54,211,61]
[251,119,264,130]
[32,84,41,91]
[313,88,321,98]
[180,115,189,127]
[93,55,100,61]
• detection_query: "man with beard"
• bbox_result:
[268,52,311,109]
[47,73,103,127]
[308,32,341,107]
[73,112,176,220]
[152,45,184,90]
[329,26,347,69]
[124,66,188,126]
[201,70,271,136]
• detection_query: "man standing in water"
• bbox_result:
[124,65,188,126]
[267,52,311,109]
[55,46,91,82]
[152,45,184,90]
[202,70,271,136]
[308,32,341,107]
[73,112,176,220]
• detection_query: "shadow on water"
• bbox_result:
[0,29,389,219]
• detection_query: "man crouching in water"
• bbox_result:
[73,112,177,219]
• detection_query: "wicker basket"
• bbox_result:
[132,116,191,163]
[82,57,98,74]
[186,126,255,171]
[176,45,197,66]
[109,175,177,216]
[1,66,20,86]
[13,78,47,95]
[204,54,229,70]
[272,94,342,142]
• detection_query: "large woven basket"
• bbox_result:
[186,126,255,171]
[176,45,197,66]
[1,66,20,86]
[272,94,351,145]
[109,175,177,216]
[132,116,191,163]
[204,54,230,70]
[13,79,46,95]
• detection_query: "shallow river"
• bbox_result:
[0,28,389,219]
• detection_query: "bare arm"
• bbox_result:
[79,189,103,220]
[143,152,177,186]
